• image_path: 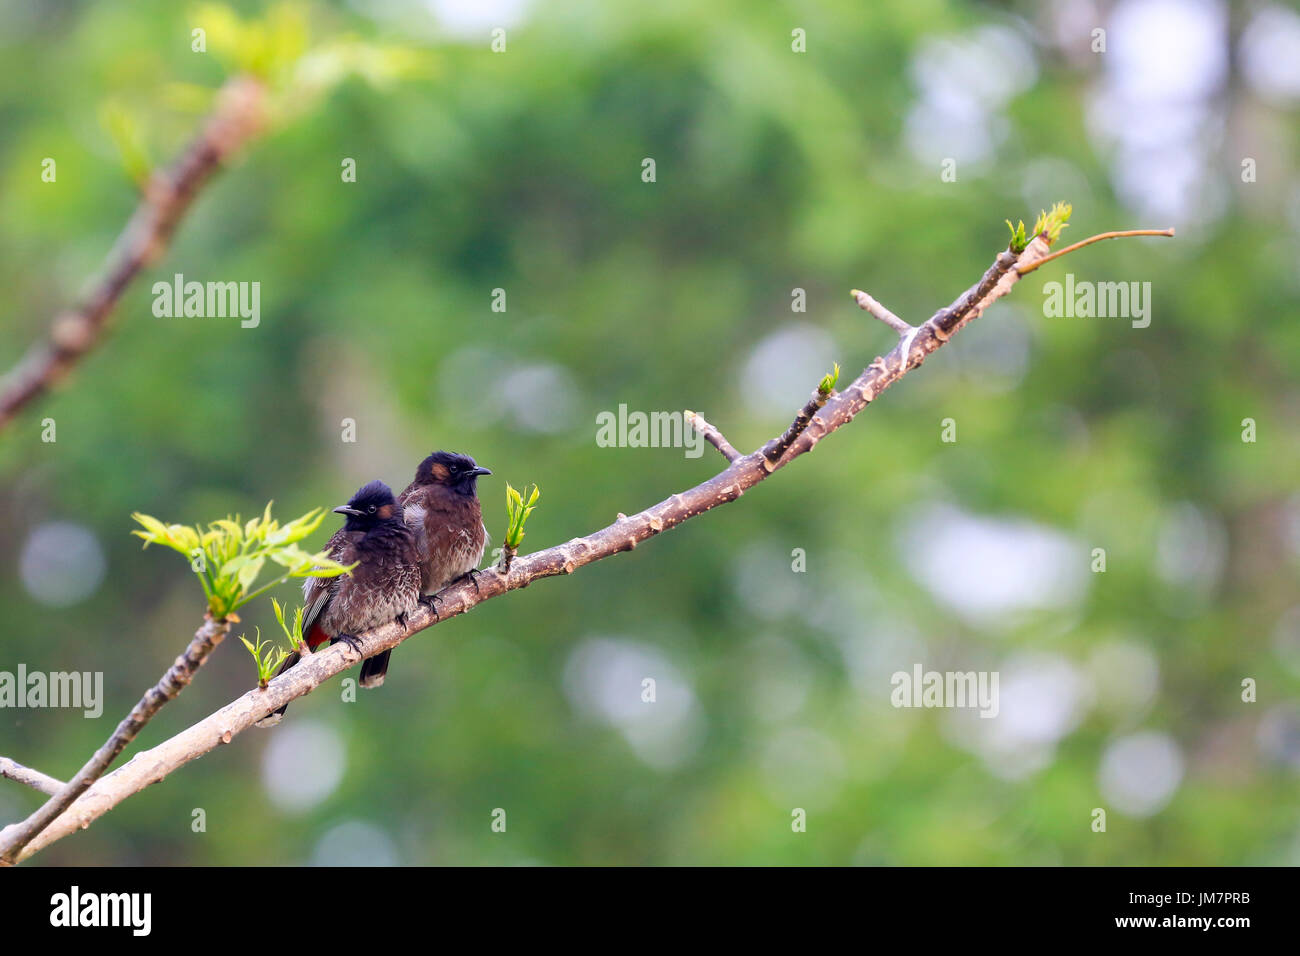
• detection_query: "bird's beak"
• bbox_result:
[333,505,362,517]
[471,466,492,477]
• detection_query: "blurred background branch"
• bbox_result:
[0,76,267,433]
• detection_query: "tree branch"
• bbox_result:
[0,614,231,864]
[1,223,1169,864]
[0,758,65,797]
[0,76,267,434]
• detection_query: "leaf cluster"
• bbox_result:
[131,503,353,618]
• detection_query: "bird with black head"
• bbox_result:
[398,450,492,611]
[256,479,420,726]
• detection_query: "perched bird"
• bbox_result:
[348,451,491,692]
[399,449,491,607]
[256,480,421,727]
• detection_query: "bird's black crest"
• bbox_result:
[415,451,479,484]
[349,479,397,509]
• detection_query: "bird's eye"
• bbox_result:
[367,504,377,514]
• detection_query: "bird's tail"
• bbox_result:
[253,651,301,728]
[359,649,391,689]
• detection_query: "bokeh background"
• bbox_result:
[1,0,1298,865]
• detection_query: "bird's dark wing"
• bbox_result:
[299,525,350,647]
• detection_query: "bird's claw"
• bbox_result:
[396,610,409,630]
[419,592,442,620]
[465,568,482,593]
[334,634,364,656]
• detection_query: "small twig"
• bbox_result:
[762,383,834,468]
[851,289,912,334]
[0,758,65,797]
[1015,228,1175,276]
[685,410,741,462]
[0,614,231,864]
[0,76,268,434]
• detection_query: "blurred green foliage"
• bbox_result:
[0,0,1297,865]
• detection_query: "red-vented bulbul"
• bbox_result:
[340,451,492,689]
[256,480,421,727]
[398,449,490,615]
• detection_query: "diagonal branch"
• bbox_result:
[1,222,1169,864]
[0,76,267,434]
[0,614,231,864]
